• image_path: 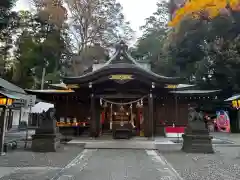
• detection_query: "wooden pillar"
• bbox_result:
[65,96,68,123]
[136,107,141,136]
[143,104,149,137]
[90,93,96,137]
[148,92,154,138]
[7,109,13,130]
[95,99,100,137]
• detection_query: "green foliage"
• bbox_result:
[166,10,240,92]
[7,10,71,88]
[133,0,240,92]
[132,1,178,76]
[0,0,16,31]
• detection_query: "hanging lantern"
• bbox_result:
[140,99,143,106]
[130,104,132,109]
[100,98,102,106]
[136,101,140,108]
[103,102,108,108]
[120,105,124,112]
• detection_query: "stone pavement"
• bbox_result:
[51,149,182,180]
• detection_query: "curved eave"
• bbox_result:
[170,90,221,94]
[49,83,69,90]
[63,50,119,81]
[63,40,181,84]
[165,84,196,89]
[25,89,74,94]
[63,63,181,84]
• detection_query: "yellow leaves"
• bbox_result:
[230,0,240,10]
[229,0,239,7]
[168,0,240,27]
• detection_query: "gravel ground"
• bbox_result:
[0,144,84,180]
[0,143,84,167]
[161,146,240,180]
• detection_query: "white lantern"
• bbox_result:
[136,102,140,108]
[103,102,108,108]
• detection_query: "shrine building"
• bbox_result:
[26,41,220,138]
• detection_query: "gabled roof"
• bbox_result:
[0,78,26,94]
[0,78,29,100]
[63,40,181,84]
[0,88,29,99]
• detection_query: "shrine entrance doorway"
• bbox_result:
[100,98,145,138]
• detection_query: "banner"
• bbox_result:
[216,110,230,133]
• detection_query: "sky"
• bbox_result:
[14,0,159,42]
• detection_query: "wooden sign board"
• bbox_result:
[109,74,133,84]
[109,74,133,80]
[165,84,177,89]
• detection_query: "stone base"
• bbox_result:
[31,134,61,152]
[182,133,214,153]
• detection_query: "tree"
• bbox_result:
[168,0,240,27]
[132,1,177,76]
[62,0,134,76]
[166,3,240,93]
[0,0,18,77]
[66,0,134,52]
[0,0,16,31]
[9,9,71,88]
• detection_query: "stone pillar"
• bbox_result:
[90,93,97,137]
[0,107,6,154]
[148,92,154,138]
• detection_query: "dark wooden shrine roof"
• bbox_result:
[63,40,182,84]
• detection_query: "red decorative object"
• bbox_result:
[165,126,185,137]
[101,112,105,124]
[160,120,165,125]
[165,127,185,133]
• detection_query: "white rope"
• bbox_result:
[101,95,147,105]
